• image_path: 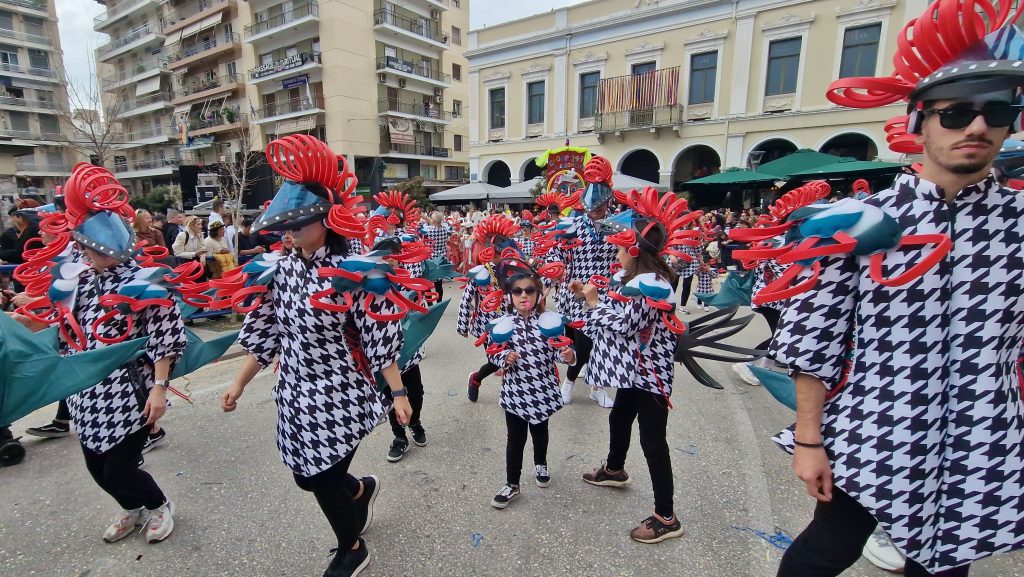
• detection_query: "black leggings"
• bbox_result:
[676,275,694,307]
[293,450,362,550]
[384,364,425,438]
[505,411,549,485]
[55,399,70,422]
[606,388,674,518]
[754,306,782,352]
[565,326,593,382]
[477,361,500,383]
[81,426,165,511]
[777,487,970,577]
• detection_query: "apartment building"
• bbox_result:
[0,0,74,197]
[93,0,252,194]
[466,0,921,192]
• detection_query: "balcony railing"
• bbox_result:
[161,0,229,30]
[376,57,450,84]
[244,2,319,39]
[377,98,451,121]
[186,107,246,130]
[372,9,445,44]
[114,157,181,172]
[172,73,242,99]
[0,62,55,78]
[121,125,172,141]
[256,95,323,120]
[0,127,61,139]
[120,92,173,113]
[382,142,451,157]
[97,23,162,56]
[102,58,168,88]
[248,51,320,80]
[0,0,47,12]
[94,0,154,26]
[0,27,48,45]
[16,160,70,173]
[594,105,684,132]
[166,32,240,64]
[0,95,57,109]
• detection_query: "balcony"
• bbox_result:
[593,67,682,135]
[244,2,319,44]
[97,23,165,62]
[424,0,449,12]
[119,92,174,118]
[0,127,62,141]
[376,56,450,88]
[247,51,321,84]
[185,108,248,137]
[377,98,451,123]
[373,9,448,51]
[166,32,241,70]
[94,0,160,32]
[382,142,451,159]
[0,27,50,48]
[15,160,70,175]
[162,0,235,36]
[595,105,684,133]
[171,73,244,105]
[113,156,180,178]
[254,95,323,124]
[0,0,47,16]
[0,95,58,112]
[0,62,58,83]
[117,124,174,147]
[101,58,169,90]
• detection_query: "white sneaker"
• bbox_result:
[145,500,175,544]
[702,304,710,311]
[103,507,145,543]
[732,363,762,386]
[589,386,615,408]
[863,527,906,573]
[560,379,574,404]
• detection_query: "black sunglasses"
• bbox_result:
[510,287,538,296]
[924,104,1022,130]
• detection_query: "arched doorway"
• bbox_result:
[673,145,721,189]
[522,157,543,181]
[819,133,878,160]
[750,138,798,166]
[486,160,511,188]
[619,149,660,184]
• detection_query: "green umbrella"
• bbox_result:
[376,299,450,392]
[786,158,907,180]
[0,313,149,426]
[684,167,784,186]
[755,149,846,176]
[170,328,239,380]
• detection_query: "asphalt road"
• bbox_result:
[2,286,1022,577]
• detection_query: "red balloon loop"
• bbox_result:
[589,275,610,289]
[228,286,269,313]
[645,297,674,311]
[485,343,506,356]
[607,290,630,303]
[310,289,354,313]
[663,313,687,334]
[567,320,585,330]
[547,336,573,348]
[388,289,428,315]
[91,309,134,345]
[364,293,405,322]
[752,262,821,305]
[473,333,488,348]
[869,233,951,287]
[776,233,858,264]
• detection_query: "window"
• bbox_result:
[0,12,12,32]
[23,16,44,38]
[527,81,544,124]
[452,63,461,81]
[766,37,801,95]
[454,134,463,152]
[688,51,717,105]
[451,0,459,8]
[632,61,656,75]
[421,164,437,179]
[46,150,63,167]
[0,45,18,67]
[38,114,59,134]
[839,23,881,78]
[489,87,505,129]
[451,26,461,46]
[579,71,599,118]
[452,99,462,118]
[35,89,52,104]
[8,110,28,131]
[445,166,465,181]
[226,61,237,77]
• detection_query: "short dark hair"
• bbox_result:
[242,217,254,227]
[211,200,225,211]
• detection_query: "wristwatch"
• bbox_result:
[153,379,169,390]
[391,387,409,397]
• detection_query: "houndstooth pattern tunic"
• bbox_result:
[486,313,565,424]
[419,223,453,260]
[771,173,1024,572]
[752,258,787,311]
[670,245,701,278]
[554,215,618,321]
[238,246,403,477]
[64,261,187,454]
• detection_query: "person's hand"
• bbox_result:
[255,246,266,253]
[793,444,833,502]
[11,293,32,308]
[221,382,245,412]
[568,280,585,298]
[559,348,576,364]
[143,386,167,426]
[392,396,412,425]
[579,283,600,307]
[219,249,230,254]
[505,351,519,366]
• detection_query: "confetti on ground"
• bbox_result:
[470,532,484,547]
[732,526,793,550]
[677,444,699,456]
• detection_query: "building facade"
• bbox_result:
[466,0,923,193]
[0,0,74,198]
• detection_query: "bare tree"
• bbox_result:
[52,50,128,168]
[215,120,266,255]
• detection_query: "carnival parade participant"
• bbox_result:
[419,210,454,300]
[220,135,419,577]
[693,255,717,312]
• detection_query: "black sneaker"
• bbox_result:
[142,428,166,454]
[324,538,370,577]
[354,476,380,535]
[534,464,551,488]
[467,372,480,402]
[491,483,520,509]
[386,437,408,463]
[24,422,71,439]
[410,424,427,447]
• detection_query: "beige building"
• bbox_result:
[0,0,74,198]
[467,0,923,196]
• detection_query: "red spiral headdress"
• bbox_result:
[605,187,703,261]
[368,190,422,239]
[62,162,133,227]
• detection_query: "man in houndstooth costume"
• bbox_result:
[772,4,1024,575]
[419,210,453,300]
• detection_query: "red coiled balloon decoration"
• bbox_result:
[63,162,133,227]
[583,155,613,186]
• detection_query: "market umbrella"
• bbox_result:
[429,182,502,203]
[684,167,784,187]
[787,158,907,180]
[612,173,668,192]
[755,149,846,176]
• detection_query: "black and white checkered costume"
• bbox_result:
[64,262,187,454]
[670,245,701,278]
[581,281,676,397]
[372,232,424,278]
[752,258,787,310]
[238,245,404,477]
[485,314,565,424]
[554,215,618,321]
[419,223,453,260]
[456,264,505,338]
[695,264,716,295]
[517,235,537,260]
[771,173,1024,572]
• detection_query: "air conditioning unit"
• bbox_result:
[430,9,440,19]
[399,78,407,88]
[433,87,443,97]
[378,72,386,83]
[434,95,443,104]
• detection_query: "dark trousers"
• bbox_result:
[384,364,424,438]
[55,399,70,422]
[676,275,694,307]
[754,306,782,352]
[777,487,970,577]
[81,426,166,511]
[505,411,549,485]
[294,449,362,550]
[477,361,500,383]
[606,387,674,518]
[565,326,593,382]
[433,280,444,302]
